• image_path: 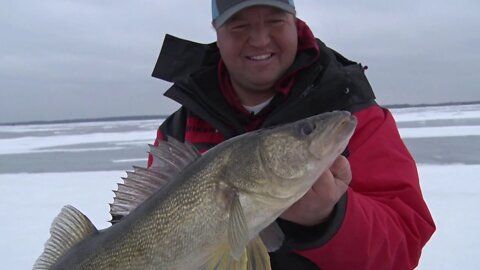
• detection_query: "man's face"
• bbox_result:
[216,6,298,96]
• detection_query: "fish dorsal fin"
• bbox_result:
[149,136,200,171]
[109,136,201,223]
[33,205,97,270]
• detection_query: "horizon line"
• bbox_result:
[2,101,480,126]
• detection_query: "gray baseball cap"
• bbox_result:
[212,0,296,28]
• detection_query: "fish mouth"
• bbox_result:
[326,112,357,141]
[337,115,357,139]
[308,113,357,160]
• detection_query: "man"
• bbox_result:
[149,0,435,269]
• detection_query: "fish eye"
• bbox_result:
[299,122,316,136]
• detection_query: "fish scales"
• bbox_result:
[87,156,233,268]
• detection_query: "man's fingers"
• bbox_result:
[330,155,352,185]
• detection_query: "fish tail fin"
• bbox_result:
[33,205,98,270]
[202,237,271,270]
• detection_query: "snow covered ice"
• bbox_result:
[1,104,479,269]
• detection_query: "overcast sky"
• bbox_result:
[1,0,479,123]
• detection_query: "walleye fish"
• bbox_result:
[34,111,357,270]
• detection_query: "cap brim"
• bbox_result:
[213,0,296,28]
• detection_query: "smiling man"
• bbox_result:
[216,5,298,106]
[147,0,436,269]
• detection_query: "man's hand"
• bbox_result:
[280,155,352,226]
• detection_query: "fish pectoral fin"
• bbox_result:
[245,237,272,270]
[33,205,98,270]
[228,192,249,260]
[201,237,271,270]
[201,242,247,270]
[202,193,272,269]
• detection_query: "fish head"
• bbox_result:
[253,111,357,200]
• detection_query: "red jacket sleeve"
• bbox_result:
[296,106,436,269]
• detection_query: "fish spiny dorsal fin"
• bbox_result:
[33,205,97,270]
[149,136,200,171]
[109,136,201,223]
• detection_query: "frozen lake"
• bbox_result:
[1,104,479,269]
